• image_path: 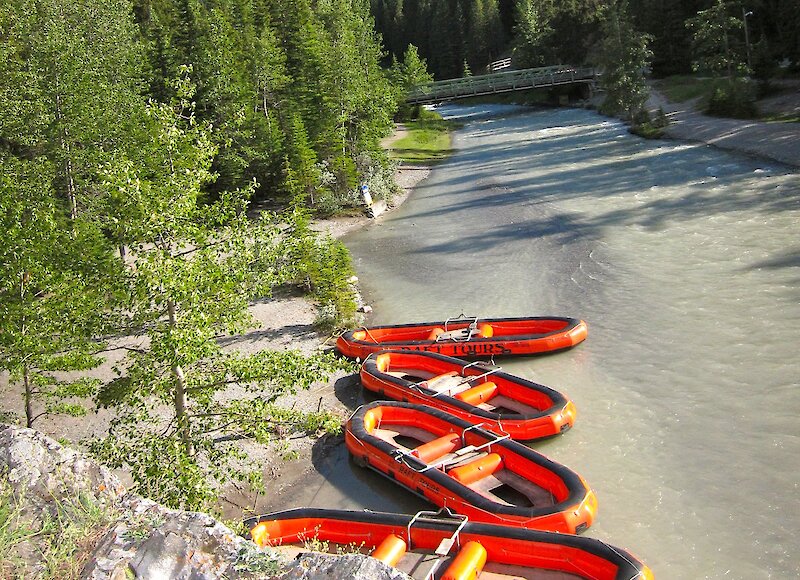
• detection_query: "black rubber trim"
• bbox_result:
[348,401,588,520]
[244,507,645,580]
[361,349,568,421]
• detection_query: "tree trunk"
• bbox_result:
[24,368,33,428]
[53,73,78,222]
[21,275,33,428]
[167,299,192,454]
[724,29,732,78]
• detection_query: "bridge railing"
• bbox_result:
[407,65,597,104]
[487,57,512,72]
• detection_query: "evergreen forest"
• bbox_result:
[372,0,800,80]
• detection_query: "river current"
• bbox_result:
[261,105,799,579]
[342,105,800,579]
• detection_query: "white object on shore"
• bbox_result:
[360,184,373,206]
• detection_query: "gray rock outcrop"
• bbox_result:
[278,553,411,579]
[0,424,407,580]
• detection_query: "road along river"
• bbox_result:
[348,104,800,578]
[267,105,800,579]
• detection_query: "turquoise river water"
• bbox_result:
[273,105,800,579]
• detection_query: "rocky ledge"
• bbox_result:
[0,424,408,579]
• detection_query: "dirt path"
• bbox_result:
[646,85,800,168]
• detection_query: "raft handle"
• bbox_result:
[358,326,379,343]
[413,363,501,399]
[392,447,424,469]
[406,507,469,553]
[460,423,510,449]
[436,315,481,342]
[460,363,502,384]
[443,314,478,333]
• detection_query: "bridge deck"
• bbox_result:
[407,66,597,105]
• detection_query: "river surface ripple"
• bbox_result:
[341,105,800,579]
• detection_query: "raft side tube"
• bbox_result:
[442,541,488,580]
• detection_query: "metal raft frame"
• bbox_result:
[391,423,511,473]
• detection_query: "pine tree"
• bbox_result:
[512,0,555,67]
[0,154,120,428]
[597,1,653,122]
[91,72,350,510]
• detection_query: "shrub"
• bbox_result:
[629,107,670,139]
[305,237,359,332]
[653,107,669,128]
[283,212,359,332]
[632,108,651,126]
[310,158,360,217]
[355,151,400,206]
[707,78,758,119]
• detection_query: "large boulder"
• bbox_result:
[0,424,406,579]
[82,496,281,579]
[0,424,124,513]
[278,553,410,580]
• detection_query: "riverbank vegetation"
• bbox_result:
[655,73,800,123]
[0,0,407,512]
[371,0,800,124]
[388,112,459,164]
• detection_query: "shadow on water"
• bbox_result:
[237,374,430,517]
[405,170,789,225]
[309,437,431,513]
[748,245,800,271]
[332,373,363,410]
[746,246,800,292]
[384,130,800,258]
[411,183,800,258]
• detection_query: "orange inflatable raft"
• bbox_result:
[361,350,576,440]
[336,315,588,360]
[345,401,597,533]
[247,507,653,580]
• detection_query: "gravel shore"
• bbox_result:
[646,83,800,168]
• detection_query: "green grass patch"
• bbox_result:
[653,75,715,104]
[629,124,666,139]
[0,479,119,579]
[388,113,458,164]
[760,113,800,123]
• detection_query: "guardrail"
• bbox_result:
[487,57,512,72]
[407,66,597,105]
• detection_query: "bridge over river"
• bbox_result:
[407,65,597,105]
